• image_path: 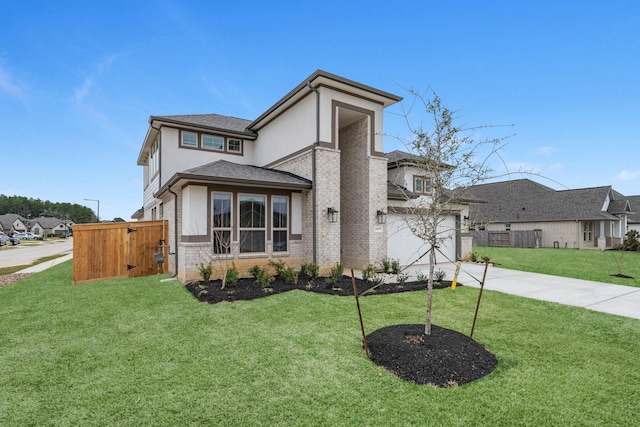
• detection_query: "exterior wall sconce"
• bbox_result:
[376,209,387,224]
[327,207,338,223]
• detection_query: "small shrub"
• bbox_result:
[362,264,377,282]
[248,265,274,288]
[434,269,446,282]
[325,262,344,288]
[281,266,298,284]
[199,263,212,283]
[416,270,428,283]
[622,230,640,251]
[370,274,386,286]
[268,259,287,276]
[470,252,478,262]
[299,263,319,280]
[396,272,409,286]
[390,259,402,275]
[248,265,262,280]
[379,258,392,274]
[257,270,274,289]
[223,264,239,288]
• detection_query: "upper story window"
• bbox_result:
[228,138,242,153]
[181,131,198,147]
[413,176,431,194]
[203,134,224,151]
[149,137,159,178]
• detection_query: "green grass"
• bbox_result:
[1,261,638,426]
[473,246,640,288]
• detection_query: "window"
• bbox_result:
[203,134,224,150]
[505,223,511,231]
[181,131,197,147]
[272,196,288,252]
[149,137,159,177]
[583,222,593,241]
[413,176,431,194]
[228,138,242,153]
[213,193,232,254]
[239,195,266,253]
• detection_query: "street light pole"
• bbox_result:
[84,198,100,223]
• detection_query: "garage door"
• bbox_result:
[387,214,457,266]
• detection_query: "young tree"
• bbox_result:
[395,90,510,338]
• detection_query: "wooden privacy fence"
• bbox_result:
[471,230,541,248]
[73,220,168,284]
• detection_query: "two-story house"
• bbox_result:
[136,70,471,282]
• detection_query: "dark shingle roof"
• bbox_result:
[151,113,256,137]
[467,179,631,223]
[163,160,312,191]
[627,195,640,224]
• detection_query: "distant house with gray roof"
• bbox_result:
[626,195,640,233]
[135,70,473,282]
[466,179,634,250]
[0,213,29,234]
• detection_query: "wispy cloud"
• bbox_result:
[0,64,27,101]
[72,54,117,104]
[615,170,640,181]
[537,146,555,155]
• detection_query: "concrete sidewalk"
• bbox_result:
[16,252,74,274]
[413,262,640,320]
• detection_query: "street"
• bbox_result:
[0,238,74,268]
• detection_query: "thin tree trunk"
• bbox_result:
[424,245,436,337]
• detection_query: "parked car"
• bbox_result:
[3,234,20,245]
[0,234,6,246]
[13,232,28,240]
[32,233,44,240]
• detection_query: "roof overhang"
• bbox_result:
[155,172,312,199]
[248,69,403,132]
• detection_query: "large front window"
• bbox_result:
[272,196,288,252]
[239,195,266,253]
[583,222,593,241]
[213,193,232,254]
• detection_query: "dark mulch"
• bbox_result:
[186,275,455,304]
[366,324,498,387]
[185,275,496,387]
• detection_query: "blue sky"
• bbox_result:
[1,1,638,220]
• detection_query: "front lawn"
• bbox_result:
[0,261,638,426]
[473,246,640,288]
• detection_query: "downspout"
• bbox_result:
[308,81,320,265]
[168,184,179,278]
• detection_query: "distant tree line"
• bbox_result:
[0,194,96,223]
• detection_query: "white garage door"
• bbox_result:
[387,214,457,266]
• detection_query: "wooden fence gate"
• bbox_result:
[72,220,168,284]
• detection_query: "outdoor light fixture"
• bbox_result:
[376,209,387,224]
[327,207,338,223]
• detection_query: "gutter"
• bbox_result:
[309,81,319,265]
[168,185,179,278]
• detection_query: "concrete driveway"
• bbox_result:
[429,261,640,320]
[0,238,73,268]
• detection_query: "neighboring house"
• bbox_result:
[385,150,472,265]
[466,179,633,250]
[135,70,470,282]
[0,214,29,234]
[626,195,640,233]
[28,217,73,237]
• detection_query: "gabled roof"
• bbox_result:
[0,213,28,230]
[627,195,640,224]
[248,69,402,131]
[29,216,67,229]
[385,149,453,170]
[138,113,256,165]
[149,113,255,136]
[467,179,632,223]
[156,160,312,197]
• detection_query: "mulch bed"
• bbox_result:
[186,275,497,387]
[185,275,454,304]
[366,324,498,387]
